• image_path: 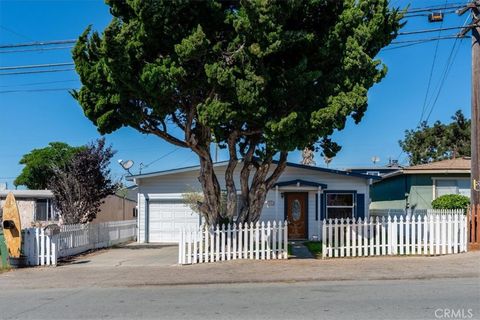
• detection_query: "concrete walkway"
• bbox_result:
[289,241,314,259]
[59,243,178,268]
[0,247,478,289]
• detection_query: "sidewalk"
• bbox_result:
[0,250,478,289]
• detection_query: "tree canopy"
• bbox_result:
[73,0,403,225]
[14,142,84,189]
[399,110,471,165]
[49,139,119,224]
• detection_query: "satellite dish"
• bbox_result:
[118,159,134,172]
[122,160,134,170]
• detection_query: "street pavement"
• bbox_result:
[0,278,478,320]
[0,244,479,319]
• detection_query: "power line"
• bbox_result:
[405,3,468,14]
[418,0,449,126]
[0,39,76,49]
[0,88,75,94]
[424,38,465,122]
[391,34,468,44]
[141,147,181,169]
[404,9,460,18]
[0,25,33,41]
[423,12,472,122]
[0,46,74,54]
[0,79,78,88]
[397,24,476,36]
[0,62,74,71]
[0,68,75,76]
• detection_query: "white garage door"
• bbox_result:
[148,199,200,243]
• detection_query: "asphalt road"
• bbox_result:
[0,278,478,320]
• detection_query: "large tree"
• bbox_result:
[399,110,471,165]
[49,139,119,224]
[73,0,403,225]
[14,142,84,189]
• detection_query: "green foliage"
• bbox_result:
[303,241,322,258]
[431,194,470,211]
[73,0,403,156]
[14,142,84,189]
[182,187,230,222]
[49,139,119,224]
[399,110,471,165]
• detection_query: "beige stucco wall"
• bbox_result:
[93,195,137,223]
[0,195,136,228]
[0,199,36,229]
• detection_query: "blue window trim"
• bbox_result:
[274,179,327,189]
[323,190,358,219]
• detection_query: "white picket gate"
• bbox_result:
[322,213,467,258]
[22,220,137,266]
[178,221,288,265]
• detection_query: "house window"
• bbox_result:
[326,193,354,219]
[435,179,470,199]
[35,199,57,221]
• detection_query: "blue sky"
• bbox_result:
[0,0,472,188]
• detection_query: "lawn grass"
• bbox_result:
[303,241,322,258]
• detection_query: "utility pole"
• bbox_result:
[458,1,480,249]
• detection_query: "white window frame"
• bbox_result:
[325,192,355,219]
[432,177,471,200]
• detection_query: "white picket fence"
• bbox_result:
[322,213,467,259]
[179,221,288,265]
[22,220,137,266]
[370,208,466,218]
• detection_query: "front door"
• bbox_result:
[285,192,308,239]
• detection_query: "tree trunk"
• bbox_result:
[236,152,288,224]
[197,154,222,226]
[224,133,239,221]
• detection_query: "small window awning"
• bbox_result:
[274,179,327,189]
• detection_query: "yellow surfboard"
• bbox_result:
[2,192,22,258]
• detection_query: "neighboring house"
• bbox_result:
[126,160,380,243]
[346,159,403,177]
[346,166,401,177]
[0,190,137,228]
[370,157,471,211]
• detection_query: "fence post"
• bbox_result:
[277,221,283,259]
[51,235,58,266]
[178,228,183,265]
[226,223,231,261]
[238,223,243,260]
[322,220,326,259]
[232,223,237,260]
[345,218,351,258]
[271,221,276,260]
[399,215,404,255]
[266,221,271,260]
[193,226,198,264]
[381,216,387,255]
[283,220,288,259]
[357,218,363,257]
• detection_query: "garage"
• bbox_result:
[147,199,200,243]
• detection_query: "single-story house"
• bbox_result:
[345,164,402,177]
[127,160,380,243]
[0,190,137,228]
[370,157,471,212]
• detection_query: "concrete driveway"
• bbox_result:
[60,243,179,268]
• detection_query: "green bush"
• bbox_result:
[431,194,470,211]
